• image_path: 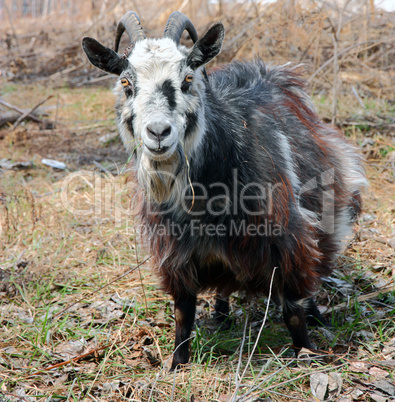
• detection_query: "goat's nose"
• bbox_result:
[146,122,171,141]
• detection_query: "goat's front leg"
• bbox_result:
[170,293,197,371]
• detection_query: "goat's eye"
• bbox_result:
[182,74,193,92]
[120,77,134,97]
[121,78,130,87]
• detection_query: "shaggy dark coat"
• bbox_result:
[82,14,366,370]
[137,60,364,368]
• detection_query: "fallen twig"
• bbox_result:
[0,98,42,123]
[0,111,25,126]
[42,344,111,371]
[13,95,53,128]
[330,283,395,312]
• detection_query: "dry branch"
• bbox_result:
[13,95,53,128]
[331,284,395,312]
[42,344,111,371]
[0,98,43,123]
[0,111,24,126]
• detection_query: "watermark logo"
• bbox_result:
[58,167,337,237]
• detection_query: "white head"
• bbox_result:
[82,12,224,202]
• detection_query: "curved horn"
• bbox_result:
[114,11,146,53]
[163,11,198,44]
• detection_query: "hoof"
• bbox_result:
[170,361,188,372]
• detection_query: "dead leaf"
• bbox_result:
[153,320,171,328]
[310,373,328,401]
[350,388,364,399]
[53,337,88,361]
[382,345,395,356]
[369,367,389,379]
[101,381,120,393]
[319,327,337,342]
[124,358,141,367]
[90,299,124,321]
[110,293,134,307]
[349,361,369,373]
[142,346,160,366]
[328,372,342,396]
[129,350,141,359]
[373,380,395,396]
[325,276,354,296]
[54,374,69,386]
[355,330,375,341]
[13,388,31,401]
[369,393,388,402]
[17,310,34,324]
[297,347,314,367]
[337,397,352,402]
[3,346,18,355]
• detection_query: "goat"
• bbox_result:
[82,11,366,370]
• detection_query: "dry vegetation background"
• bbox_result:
[0,0,394,401]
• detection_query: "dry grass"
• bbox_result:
[0,0,394,401]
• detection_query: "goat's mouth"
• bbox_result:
[146,145,169,155]
[143,142,177,161]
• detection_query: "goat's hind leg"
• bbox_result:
[213,293,232,330]
[305,297,329,327]
[283,298,313,354]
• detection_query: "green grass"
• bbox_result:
[1,79,395,401]
[1,162,394,401]
[0,83,19,95]
[379,144,395,158]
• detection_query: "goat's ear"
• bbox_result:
[82,37,127,75]
[187,23,225,70]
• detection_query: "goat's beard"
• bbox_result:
[138,143,186,204]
